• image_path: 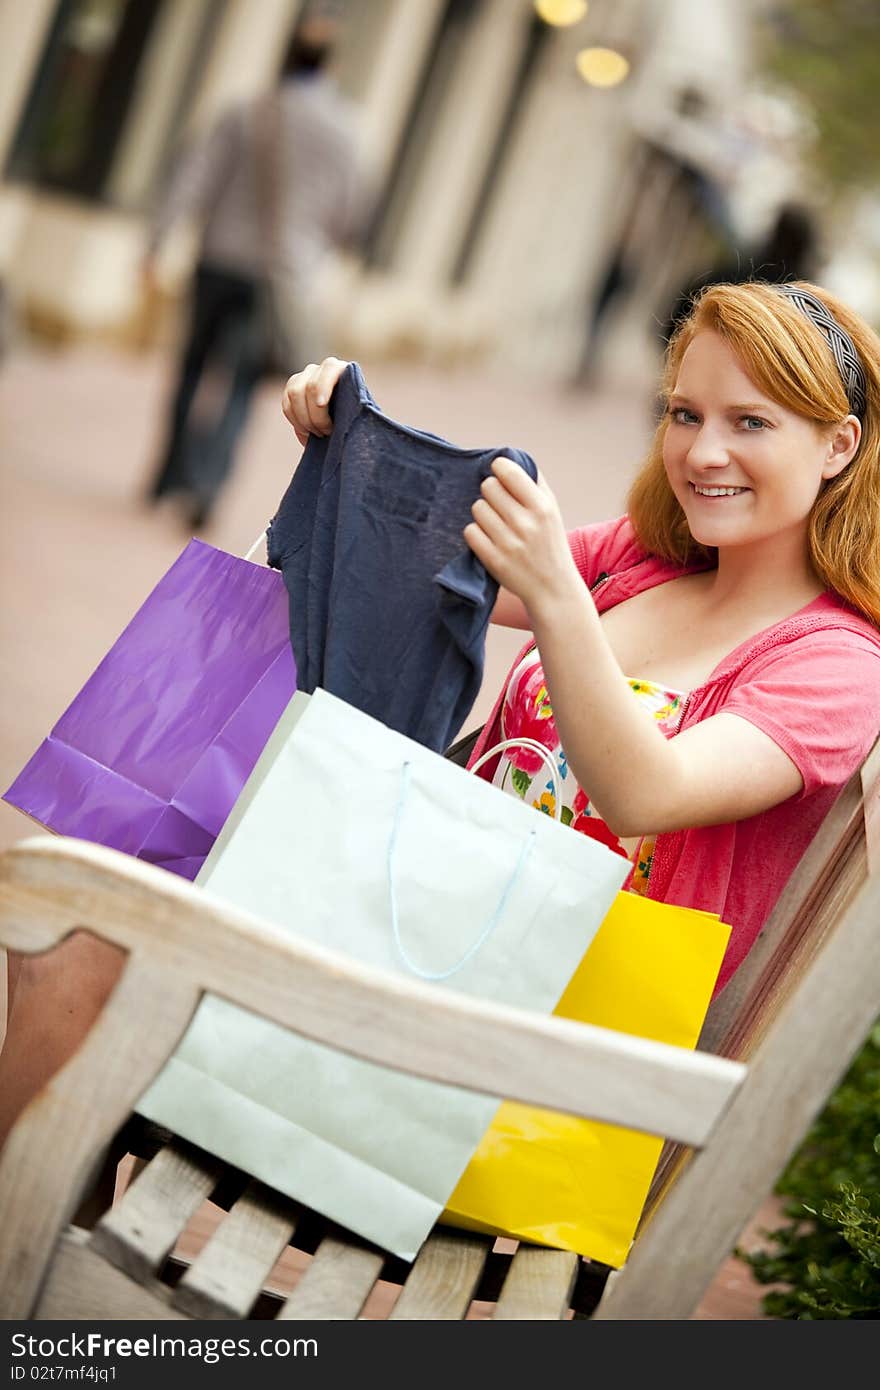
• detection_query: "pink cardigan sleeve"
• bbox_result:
[566,515,645,586]
[722,630,880,797]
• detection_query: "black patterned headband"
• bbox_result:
[777,283,867,420]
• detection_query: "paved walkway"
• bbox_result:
[0,340,779,1317]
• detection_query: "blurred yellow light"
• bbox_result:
[575,47,630,87]
[534,0,588,26]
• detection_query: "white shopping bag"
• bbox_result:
[137,688,630,1259]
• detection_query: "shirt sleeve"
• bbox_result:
[722,630,880,797]
[147,107,244,253]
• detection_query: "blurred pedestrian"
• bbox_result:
[142,14,369,532]
[658,201,820,347]
[573,141,736,390]
[0,278,16,364]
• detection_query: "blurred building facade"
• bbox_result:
[0,0,780,381]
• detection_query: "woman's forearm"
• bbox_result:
[490,586,531,629]
[527,584,687,836]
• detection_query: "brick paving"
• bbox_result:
[1,340,782,1316]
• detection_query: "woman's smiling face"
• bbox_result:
[663,329,842,555]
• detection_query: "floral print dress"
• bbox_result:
[489,650,686,892]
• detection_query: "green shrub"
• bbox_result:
[736,1021,880,1318]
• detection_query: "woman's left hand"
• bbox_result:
[463,456,581,619]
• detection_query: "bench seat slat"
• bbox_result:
[391,1230,489,1320]
[172,1181,299,1319]
[89,1144,218,1283]
[278,1236,385,1319]
[36,1230,187,1321]
[494,1246,579,1320]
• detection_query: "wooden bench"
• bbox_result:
[1,734,878,1320]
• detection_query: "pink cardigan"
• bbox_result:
[467,516,880,996]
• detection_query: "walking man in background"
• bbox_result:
[142,13,369,532]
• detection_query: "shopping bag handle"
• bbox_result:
[244,531,269,563]
[471,737,563,821]
[388,760,539,982]
[388,735,561,982]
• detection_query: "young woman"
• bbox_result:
[282,280,880,995]
[2,278,878,1148]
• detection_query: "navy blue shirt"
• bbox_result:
[267,363,538,752]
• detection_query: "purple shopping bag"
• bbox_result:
[3,539,296,880]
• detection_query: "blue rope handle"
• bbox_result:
[388,760,538,981]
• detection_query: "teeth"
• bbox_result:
[693,485,746,496]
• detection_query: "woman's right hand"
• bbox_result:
[281,357,350,447]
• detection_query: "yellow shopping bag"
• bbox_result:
[441,890,730,1268]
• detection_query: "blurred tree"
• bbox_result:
[759,0,880,191]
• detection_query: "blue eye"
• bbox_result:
[669,406,698,425]
[741,416,767,431]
